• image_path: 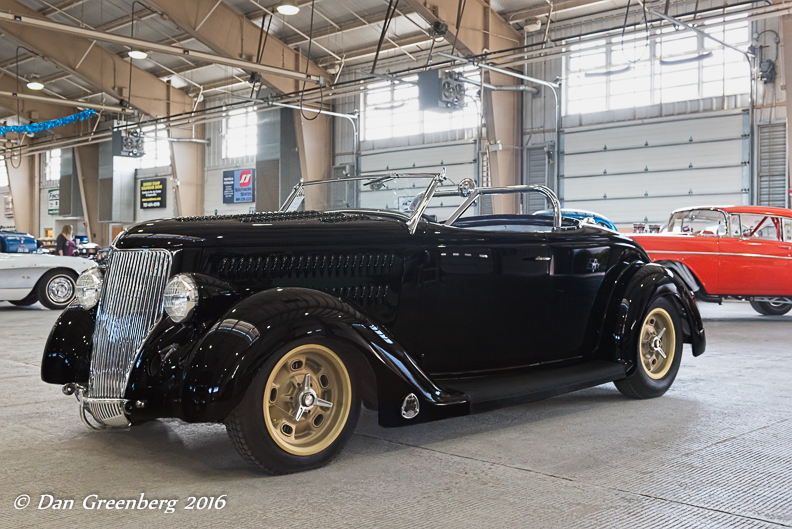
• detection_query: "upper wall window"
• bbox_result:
[138,124,171,170]
[45,149,62,183]
[362,69,480,141]
[223,107,258,159]
[565,17,750,115]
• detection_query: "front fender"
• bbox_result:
[179,287,469,426]
[608,264,706,371]
[41,305,96,384]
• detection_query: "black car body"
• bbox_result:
[42,174,705,473]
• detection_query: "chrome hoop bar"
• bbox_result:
[444,185,562,229]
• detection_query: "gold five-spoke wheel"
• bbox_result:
[639,308,676,380]
[263,344,352,456]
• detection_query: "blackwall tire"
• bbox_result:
[224,338,361,474]
[615,297,683,399]
[750,300,792,316]
[36,269,77,310]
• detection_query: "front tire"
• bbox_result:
[615,297,683,399]
[225,340,361,474]
[36,269,78,310]
[750,299,792,316]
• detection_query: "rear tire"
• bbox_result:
[750,299,792,316]
[36,269,77,310]
[9,291,39,306]
[615,297,683,399]
[225,339,361,474]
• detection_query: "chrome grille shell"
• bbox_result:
[85,248,172,426]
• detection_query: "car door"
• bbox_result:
[718,214,792,295]
[416,224,554,374]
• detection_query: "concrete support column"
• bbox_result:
[483,71,521,214]
[294,110,332,210]
[169,124,206,218]
[73,144,102,245]
[6,153,38,236]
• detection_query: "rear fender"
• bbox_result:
[179,287,469,426]
[605,263,706,370]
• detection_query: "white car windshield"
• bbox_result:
[662,210,727,236]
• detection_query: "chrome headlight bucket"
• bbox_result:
[163,274,198,322]
[76,268,103,309]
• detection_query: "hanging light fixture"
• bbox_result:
[277,0,300,15]
[128,48,148,60]
[26,75,44,90]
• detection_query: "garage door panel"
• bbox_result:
[359,143,476,173]
[564,139,743,177]
[564,194,744,226]
[563,167,743,201]
[564,114,743,153]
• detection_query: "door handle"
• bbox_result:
[781,246,791,250]
[534,256,551,261]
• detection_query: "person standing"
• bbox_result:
[56,224,73,256]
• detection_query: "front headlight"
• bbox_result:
[76,268,103,309]
[163,274,198,322]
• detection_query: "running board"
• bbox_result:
[439,360,627,414]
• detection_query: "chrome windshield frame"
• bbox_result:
[444,185,563,229]
[278,169,447,235]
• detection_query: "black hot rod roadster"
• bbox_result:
[42,172,705,474]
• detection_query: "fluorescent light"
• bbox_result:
[277,1,300,15]
[128,49,148,60]
[26,76,44,90]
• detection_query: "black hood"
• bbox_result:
[116,210,411,251]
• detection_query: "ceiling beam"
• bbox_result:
[505,0,616,24]
[401,0,522,56]
[0,76,91,137]
[283,6,417,46]
[0,0,194,117]
[0,10,322,87]
[142,0,328,94]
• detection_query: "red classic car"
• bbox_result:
[631,206,792,315]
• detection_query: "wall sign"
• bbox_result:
[140,178,167,209]
[223,168,255,204]
[47,188,60,215]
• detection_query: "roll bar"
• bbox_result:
[443,185,562,229]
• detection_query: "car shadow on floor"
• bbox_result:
[78,384,696,479]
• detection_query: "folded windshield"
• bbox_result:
[280,174,468,221]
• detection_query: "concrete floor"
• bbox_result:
[1,300,790,528]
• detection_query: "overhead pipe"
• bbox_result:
[0,11,323,85]
[0,90,132,113]
[438,52,560,197]
[459,77,539,94]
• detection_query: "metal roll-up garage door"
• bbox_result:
[561,111,748,229]
[758,122,788,208]
[358,141,477,220]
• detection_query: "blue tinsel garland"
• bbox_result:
[0,109,97,136]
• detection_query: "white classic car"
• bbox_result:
[0,252,96,309]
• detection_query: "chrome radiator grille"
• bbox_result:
[86,249,171,425]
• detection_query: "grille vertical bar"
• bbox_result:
[87,249,171,423]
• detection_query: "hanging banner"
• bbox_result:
[223,168,255,204]
[140,178,167,209]
[3,195,12,218]
[48,188,60,215]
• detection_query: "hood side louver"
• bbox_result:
[215,252,397,282]
[175,211,368,223]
